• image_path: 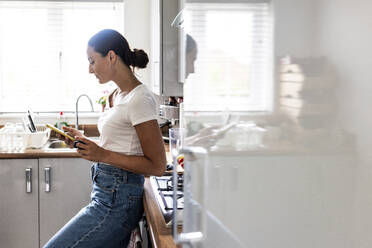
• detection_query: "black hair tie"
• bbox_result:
[130,49,137,67]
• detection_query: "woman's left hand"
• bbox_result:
[74,137,107,162]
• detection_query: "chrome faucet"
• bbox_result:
[75,94,94,130]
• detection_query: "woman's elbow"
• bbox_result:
[144,152,166,176]
[152,155,166,176]
[153,161,166,177]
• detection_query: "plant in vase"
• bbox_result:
[97,90,109,112]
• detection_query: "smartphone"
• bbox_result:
[45,124,75,141]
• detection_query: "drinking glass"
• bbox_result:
[14,123,26,151]
[3,122,16,152]
[169,128,181,162]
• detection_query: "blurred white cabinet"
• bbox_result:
[0,158,92,248]
[204,154,354,248]
[0,159,39,248]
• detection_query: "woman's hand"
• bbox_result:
[74,136,108,162]
[56,126,84,148]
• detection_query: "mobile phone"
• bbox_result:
[45,124,75,141]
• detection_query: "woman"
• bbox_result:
[44,29,166,248]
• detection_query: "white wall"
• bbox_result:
[124,0,151,87]
[123,0,165,106]
[274,0,320,58]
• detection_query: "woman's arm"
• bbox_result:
[74,119,167,176]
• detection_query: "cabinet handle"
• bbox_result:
[25,168,32,193]
[44,167,51,192]
[173,146,208,245]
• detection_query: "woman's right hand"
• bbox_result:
[57,126,84,148]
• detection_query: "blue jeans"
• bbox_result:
[44,162,144,248]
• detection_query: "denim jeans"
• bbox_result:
[43,162,144,248]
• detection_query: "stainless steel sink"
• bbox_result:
[47,140,70,149]
[46,137,99,149]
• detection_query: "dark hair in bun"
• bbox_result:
[88,29,149,69]
[131,49,149,69]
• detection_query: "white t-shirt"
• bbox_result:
[97,84,158,155]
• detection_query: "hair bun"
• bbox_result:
[131,49,149,69]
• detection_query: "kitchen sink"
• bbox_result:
[47,140,70,149]
[46,137,100,149]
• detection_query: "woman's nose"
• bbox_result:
[89,65,94,74]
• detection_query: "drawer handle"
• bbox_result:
[173,146,208,244]
[25,168,32,193]
[44,167,51,192]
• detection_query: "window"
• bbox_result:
[183,1,273,112]
[0,0,124,113]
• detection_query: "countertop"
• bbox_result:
[0,146,80,159]
[0,124,100,159]
[143,144,179,247]
[0,136,353,160]
[143,177,178,248]
[0,133,170,159]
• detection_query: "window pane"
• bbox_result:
[0,1,124,113]
[183,2,273,112]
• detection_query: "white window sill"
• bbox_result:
[0,112,101,126]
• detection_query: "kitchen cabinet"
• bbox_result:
[0,158,92,248]
[39,158,92,246]
[151,0,183,96]
[0,159,39,248]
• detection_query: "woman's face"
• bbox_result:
[186,47,197,79]
[87,46,111,84]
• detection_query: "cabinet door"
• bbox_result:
[151,0,183,96]
[0,159,39,248]
[38,158,93,246]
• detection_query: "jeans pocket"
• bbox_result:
[90,164,95,182]
[126,172,144,186]
[93,171,115,192]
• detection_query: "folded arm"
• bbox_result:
[74,120,167,177]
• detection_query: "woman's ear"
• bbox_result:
[107,50,117,63]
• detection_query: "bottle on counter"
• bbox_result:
[55,111,69,129]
